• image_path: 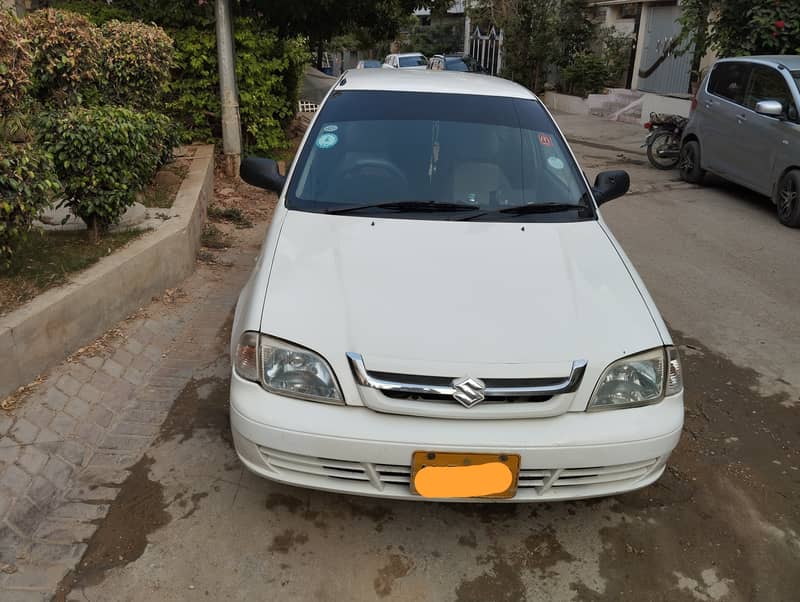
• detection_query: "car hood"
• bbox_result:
[261,211,662,380]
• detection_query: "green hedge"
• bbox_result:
[100,20,174,110]
[50,1,310,153]
[0,12,32,117]
[23,9,104,107]
[0,142,61,268]
[37,106,174,234]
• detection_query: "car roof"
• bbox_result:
[717,55,800,70]
[396,52,425,58]
[339,69,537,100]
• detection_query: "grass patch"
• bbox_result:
[207,205,252,228]
[201,224,229,249]
[0,228,145,317]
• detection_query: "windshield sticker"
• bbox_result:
[316,132,339,149]
[547,156,565,170]
[538,133,553,147]
[322,124,339,132]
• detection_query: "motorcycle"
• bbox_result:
[643,112,688,170]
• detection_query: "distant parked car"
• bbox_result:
[428,54,487,73]
[356,59,382,69]
[383,53,428,70]
[681,55,800,227]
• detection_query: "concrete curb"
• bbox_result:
[0,145,214,399]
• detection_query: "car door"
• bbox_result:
[740,64,799,195]
[701,61,752,179]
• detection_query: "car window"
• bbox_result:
[399,56,427,67]
[445,58,470,72]
[287,91,592,222]
[708,62,751,105]
[745,65,793,113]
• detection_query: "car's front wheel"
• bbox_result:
[777,169,800,228]
[679,140,705,184]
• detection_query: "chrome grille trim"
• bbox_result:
[346,353,588,398]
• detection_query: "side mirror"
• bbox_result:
[240,156,286,192]
[755,100,784,118]
[593,170,630,205]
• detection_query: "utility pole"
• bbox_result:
[215,0,242,177]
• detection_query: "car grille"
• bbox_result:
[258,446,660,498]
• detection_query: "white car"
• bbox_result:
[382,52,428,70]
[233,70,684,502]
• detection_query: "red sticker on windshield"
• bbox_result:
[539,133,553,147]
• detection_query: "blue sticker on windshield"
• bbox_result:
[316,132,339,149]
[547,156,565,170]
[322,124,338,133]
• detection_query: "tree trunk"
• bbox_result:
[316,40,324,70]
[689,0,712,90]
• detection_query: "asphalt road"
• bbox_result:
[60,115,800,602]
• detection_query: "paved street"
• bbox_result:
[2,113,799,601]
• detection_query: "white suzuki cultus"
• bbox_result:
[231,70,683,502]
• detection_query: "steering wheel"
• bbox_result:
[338,158,409,193]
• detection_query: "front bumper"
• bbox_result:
[230,373,683,502]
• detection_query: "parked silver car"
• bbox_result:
[681,56,800,227]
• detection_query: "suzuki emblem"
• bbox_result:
[451,376,487,408]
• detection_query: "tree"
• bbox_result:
[555,0,593,67]
[493,0,559,91]
[679,0,800,84]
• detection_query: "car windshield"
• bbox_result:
[399,56,427,67]
[362,60,381,68]
[287,91,592,221]
[445,58,470,72]
[793,71,800,94]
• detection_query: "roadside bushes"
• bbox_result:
[21,9,174,109]
[100,20,174,110]
[37,107,174,235]
[0,142,60,268]
[50,0,310,153]
[0,8,178,264]
[166,22,309,153]
[0,12,32,116]
[23,9,104,106]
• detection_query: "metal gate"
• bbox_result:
[637,4,693,95]
[469,26,503,76]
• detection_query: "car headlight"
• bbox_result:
[234,332,344,404]
[588,346,682,411]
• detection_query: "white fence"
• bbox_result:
[469,26,503,76]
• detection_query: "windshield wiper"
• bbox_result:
[325,201,481,215]
[497,202,587,215]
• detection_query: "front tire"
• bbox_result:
[679,140,705,184]
[777,170,800,228]
[647,131,680,170]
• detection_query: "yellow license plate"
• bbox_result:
[411,452,520,499]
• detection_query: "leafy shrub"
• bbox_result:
[596,27,633,88]
[235,20,311,154]
[23,9,103,107]
[561,53,610,98]
[99,20,174,110]
[0,142,61,269]
[37,106,173,233]
[0,12,32,117]
[166,26,220,143]
[166,22,309,153]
